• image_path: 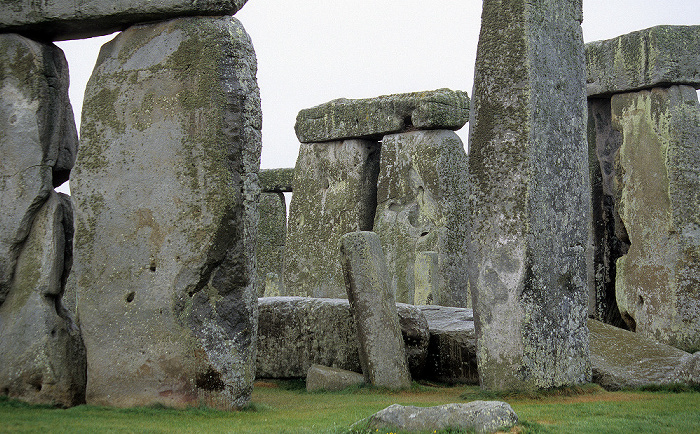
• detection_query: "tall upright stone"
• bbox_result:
[284,140,379,298]
[256,192,286,297]
[69,16,261,409]
[468,0,591,390]
[374,130,470,306]
[611,85,700,353]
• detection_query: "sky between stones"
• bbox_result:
[55,0,700,195]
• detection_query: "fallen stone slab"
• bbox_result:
[259,168,294,192]
[306,364,365,392]
[0,0,248,41]
[353,402,518,433]
[295,89,469,143]
[586,25,700,96]
[671,352,700,386]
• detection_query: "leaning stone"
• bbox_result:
[0,0,248,41]
[611,86,700,353]
[295,89,469,143]
[306,364,365,392]
[586,25,700,97]
[589,319,690,390]
[284,140,379,298]
[0,192,86,407]
[68,16,261,409]
[257,192,286,297]
[0,34,78,305]
[259,168,294,192]
[354,402,518,434]
[468,0,591,390]
[340,231,412,389]
[374,130,470,306]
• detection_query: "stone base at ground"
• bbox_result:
[305,364,365,392]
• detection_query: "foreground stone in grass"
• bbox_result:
[70,16,260,409]
[355,402,518,433]
[305,364,365,392]
[586,25,700,97]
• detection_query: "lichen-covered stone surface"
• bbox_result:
[68,16,261,409]
[295,89,469,143]
[259,167,294,192]
[468,0,591,390]
[0,34,77,306]
[0,0,248,41]
[340,231,412,389]
[257,192,286,297]
[374,130,470,306]
[586,25,700,97]
[611,85,700,353]
[284,140,379,298]
[0,192,85,407]
[305,364,365,392]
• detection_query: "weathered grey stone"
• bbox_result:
[263,273,281,297]
[0,192,85,407]
[586,25,700,97]
[340,231,411,389]
[611,85,700,353]
[374,130,470,306]
[295,89,469,143]
[256,297,428,379]
[68,16,261,409]
[306,364,365,392]
[589,319,690,390]
[671,352,700,386]
[354,402,518,434]
[259,168,294,192]
[0,34,77,305]
[468,0,591,390]
[0,1,248,41]
[413,252,439,305]
[257,192,286,297]
[419,306,478,384]
[284,140,379,298]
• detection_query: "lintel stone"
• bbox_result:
[260,168,294,192]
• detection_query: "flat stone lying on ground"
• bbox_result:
[305,364,365,392]
[671,352,700,386]
[259,168,294,192]
[0,0,248,41]
[586,25,700,97]
[295,88,469,143]
[354,402,518,434]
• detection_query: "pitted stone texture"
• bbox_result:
[0,34,77,305]
[0,1,248,41]
[257,192,286,297]
[256,297,428,379]
[68,16,261,409]
[586,26,700,97]
[468,0,591,390]
[0,192,85,407]
[295,89,469,143]
[355,402,518,434]
[284,140,379,298]
[259,168,294,192]
[305,364,365,392]
[340,231,411,389]
[671,352,700,386]
[374,130,470,306]
[589,319,691,390]
[611,86,700,353]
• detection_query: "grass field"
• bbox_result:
[2,381,699,433]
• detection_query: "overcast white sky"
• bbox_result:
[55,0,700,182]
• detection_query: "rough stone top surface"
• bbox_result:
[0,0,248,41]
[586,25,700,96]
[295,88,469,143]
[260,168,295,192]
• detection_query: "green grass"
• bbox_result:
[1,381,699,433]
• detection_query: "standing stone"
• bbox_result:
[374,130,470,306]
[69,16,261,409]
[0,192,85,407]
[257,192,286,297]
[340,231,411,389]
[284,140,379,298]
[468,0,591,390]
[413,251,439,305]
[0,34,78,305]
[611,85,700,353]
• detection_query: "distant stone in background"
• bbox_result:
[468,0,591,390]
[0,192,86,407]
[257,192,286,297]
[611,85,700,353]
[295,89,469,143]
[259,168,294,193]
[305,364,365,392]
[263,273,281,297]
[374,130,470,306]
[586,25,700,97]
[69,16,261,409]
[340,231,412,389]
[413,252,439,305]
[0,0,249,41]
[284,140,379,298]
